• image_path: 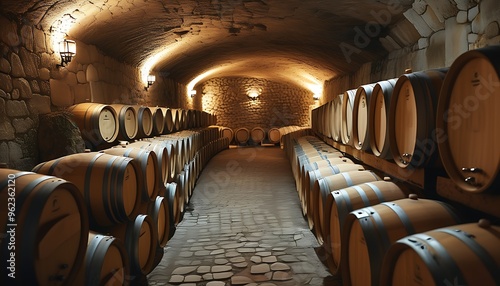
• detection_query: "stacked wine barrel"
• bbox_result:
[67,104,217,150]
[307,45,500,286]
[213,125,307,147]
[1,123,228,285]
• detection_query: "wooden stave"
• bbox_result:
[369,79,397,159]
[352,84,376,151]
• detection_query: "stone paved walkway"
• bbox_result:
[147,146,336,286]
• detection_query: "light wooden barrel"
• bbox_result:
[436,46,500,193]
[332,94,344,142]
[161,108,174,134]
[352,84,376,150]
[170,109,180,132]
[67,103,119,147]
[341,89,357,145]
[134,106,153,139]
[149,107,165,136]
[109,214,157,276]
[32,152,141,228]
[101,147,159,202]
[389,69,448,168]
[234,127,250,145]
[323,101,333,138]
[268,128,281,144]
[324,181,405,274]
[78,232,129,286]
[149,196,170,247]
[296,152,344,194]
[128,140,172,184]
[0,170,88,286]
[110,104,138,141]
[312,170,380,243]
[250,127,266,144]
[342,196,461,286]
[369,79,397,159]
[380,219,500,286]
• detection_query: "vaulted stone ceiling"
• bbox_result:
[1,0,415,91]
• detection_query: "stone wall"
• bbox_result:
[0,14,186,170]
[200,77,317,130]
[322,0,500,103]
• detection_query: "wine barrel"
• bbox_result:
[101,147,159,202]
[436,46,500,193]
[342,196,461,286]
[149,107,165,136]
[134,106,153,139]
[323,101,333,138]
[77,232,129,286]
[0,170,88,286]
[234,127,250,145]
[250,127,266,144]
[352,84,376,151]
[324,181,405,274]
[268,128,281,144]
[110,104,138,141]
[161,108,174,134]
[149,196,171,247]
[332,94,344,142]
[369,79,397,159]
[128,140,172,184]
[166,182,182,227]
[32,152,141,228]
[389,69,448,168]
[380,219,500,286]
[341,89,357,145]
[312,170,380,243]
[67,103,119,148]
[109,214,157,276]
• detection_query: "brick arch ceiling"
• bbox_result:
[1,0,414,90]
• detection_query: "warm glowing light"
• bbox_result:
[58,39,76,67]
[189,90,197,97]
[51,14,77,53]
[313,93,320,100]
[248,91,259,99]
[147,74,156,86]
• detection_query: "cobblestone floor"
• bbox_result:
[146,146,338,286]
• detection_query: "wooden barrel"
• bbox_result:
[341,89,357,145]
[380,219,500,286]
[0,170,88,286]
[250,127,266,144]
[323,101,333,138]
[234,127,250,145]
[161,108,174,134]
[166,182,182,227]
[110,104,138,141]
[268,128,281,144]
[324,181,405,274]
[77,232,129,286]
[436,46,500,193]
[312,170,380,243]
[67,103,119,148]
[101,147,159,202]
[389,69,448,168]
[32,152,141,228]
[149,107,165,136]
[369,79,397,159]
[332,94,344,142]
[149,196,170,247]
[342,196,461,286]
[128,140,172,184]
[134,106,153,139]
[109,214,157,276]
[352,84,376,151]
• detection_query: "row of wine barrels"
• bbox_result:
[313,46,500,194]
[68,103,217,149]
[0,169,89,286]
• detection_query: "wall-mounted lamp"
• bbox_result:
[57,39,76,67]
[189,90,197,98]
[248,91,260,100]
[313,93,320,100]
[146,74,156,90]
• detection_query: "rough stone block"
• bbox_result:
[13,117,34,133]
[50,79,74,107]
[86,64,99,82]
[27,94,51,115]
[20,25,34,52]
[468,5,479,22]
[456,11,468,24]
[13,78,32,99]
[38,68,50,81]
[445,17,470,67]
[421,6,445,32]
[19,48,39,78]
[453,0,476,11]
[33,28,46,53]
[66,72,78,86]
[6,100,29,117]
[426,0,459,22]
[412,0,427,15]
[0,16,20,47]
[7,141,22,163]
[468,33,479,43]
[0,142,9,164]
[0,58,11,74]
[73,83,91,104]
[77,70,87,83]
[0,73,13,93]
[485,21,500,39]
[418,37,430,49]
[10,53,25,77]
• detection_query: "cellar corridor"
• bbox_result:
[147,146,334,286]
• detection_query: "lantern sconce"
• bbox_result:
[57,39,76,68]
[189,90,197,98]
[313,93,320,101]
[145,74,156,90]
